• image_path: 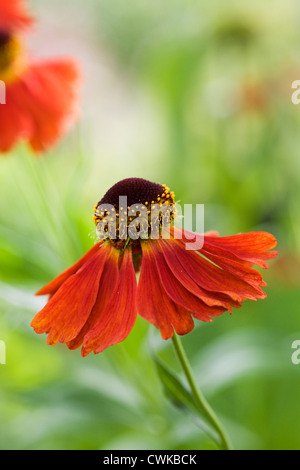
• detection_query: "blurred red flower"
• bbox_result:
[0,0,80,154]
[31,178,278,356]
[0,0,33,32]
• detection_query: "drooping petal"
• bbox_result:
[173,227,278,269]
[137,242,195,340]
[67,248,120,351]
[167,237,267,303]
[158,238,242,312]
[36,242,103,297]
[202,231,278,268]
[151,241,227,321]
[81,247,138,356]
[31,243,111,345]
[199,248,267,288]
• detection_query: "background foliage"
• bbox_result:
[0,0,300,450]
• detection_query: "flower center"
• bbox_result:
[93,177,176,246]
[0,30,22,80]
[0,31,11,47]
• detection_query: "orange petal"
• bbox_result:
[203,231,278,268]
[36,242,103,297]
[137,242,195,339]
[173,227,277,268]
[67,248,120,351]
[168,239,267,302]
[152,242,226,321]
[0,86,28,152]
[31,243,111,345]
[0,57,81,153]
[158,239,242,311]
[200,249,267,288]
[0,0,33,32]
[81,247,138,356]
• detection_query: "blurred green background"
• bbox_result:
[1,0,300,450]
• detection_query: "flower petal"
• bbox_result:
[158,238,242,311]
[81,247,138,356]
[173,227,277,269]
[203,231,278,268]
[200,248,267,288]
[31,243,111,345]
[36,242,103,297]
[152,242,227,321]
[137,242,195,339]
[67,248,120,351]
[0,0,33,32]
[0,58,81,153]
[0,89,28,152]
[168,238,267,302]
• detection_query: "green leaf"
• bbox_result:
[154,357,221,445]
[154,357,198,412]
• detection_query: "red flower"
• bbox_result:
[31,178,278,356]
[0,0,80,154]
[0,0,33,32]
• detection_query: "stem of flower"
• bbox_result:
[171,333,232,450]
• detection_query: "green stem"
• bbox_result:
[171,333,232,450]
